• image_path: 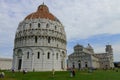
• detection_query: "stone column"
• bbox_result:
[42,52,44,71]
[21,54,24,71]
[31,53,34,71]
[52,53,55,70]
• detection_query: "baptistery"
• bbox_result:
[12,3,67,71]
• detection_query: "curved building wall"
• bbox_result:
[13,11,67,71]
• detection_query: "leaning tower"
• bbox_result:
[105,45,114,68]
[12,3,67,71]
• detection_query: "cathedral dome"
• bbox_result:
[25,3,56,21]
[74,44,83,48]
[74,44,83,51]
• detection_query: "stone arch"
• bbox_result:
[38,23,41,28]
[78,60,81,70]
[23,48,33,60]
[48,36,51,43]
[60,50,66,70]
[61,51,66,57]
[29,23,32,27]
[55,49,60,60]
[17,49,23,57]
[15,49,23,70]
[45,48,54,60]
[24,48,33,55]
[46,23,49,28]
[55,25,57,30]
[45,48,55,70]
[34,48,44,59]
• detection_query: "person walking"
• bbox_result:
[52,69,55,77]
[72,69,75,77]
[70,68,73,77]
[1,72,5,78]
[0,72,2,78]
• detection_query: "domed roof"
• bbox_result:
[74,44,83,48]
[25,3,58,21]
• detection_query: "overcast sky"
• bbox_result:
[0,0,120,61]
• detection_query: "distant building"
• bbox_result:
[13,3,67,71]
[68,44,114,69]
[0,58,12,70]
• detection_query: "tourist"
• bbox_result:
[0,72,2,78]
[70,68,73,77]
[0,72,5,78]
[52,69,55,77]
[33,68,35,72]
[72,69,75,77]
[12,68,15,73]
[88,67,93,73]
[23,69,27,74]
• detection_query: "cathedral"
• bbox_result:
[12,3,67,71]
[68,44,114,69]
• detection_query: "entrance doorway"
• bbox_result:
[18,59,22,70]
[78,63,81,69]
[17,49,23,70]
[72,62,75,69]
[85,62,88,68]
[78,60,81,70]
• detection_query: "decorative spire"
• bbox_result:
[88,43,90,46]
[42,0,45,5]
[87,43,93,49]
[42,2,44,5]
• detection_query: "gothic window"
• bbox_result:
[46,23,49,28]
[38,23,40,28]
[72,62,75,69]
[37,52,40,59]
[23,24,26,28]
[56,53,58,60]
[30,23,31,27]
[35,36,37,43]
[55,26,57,30]
[48,37,51,43]
[47,52,50,59]
[30,25,31,29]
[85,62,88,68]
[27,52,29,59]
[57,44,58,47]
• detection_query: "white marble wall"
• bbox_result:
[0,58,12,70]
[13,18,67,71]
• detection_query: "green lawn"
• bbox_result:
[0,70,120,80]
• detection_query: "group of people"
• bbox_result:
[0,68,76,78]
[0,72,5,78]
[70,68,76,77]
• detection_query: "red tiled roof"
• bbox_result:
[25,4,55,21]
